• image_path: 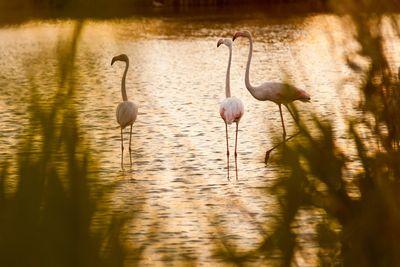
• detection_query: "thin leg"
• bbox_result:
[285,104,299,127]
[234,122,239,180]
[265,131,301,164]
[129,124,133,166]
[279,104,286,140]
[225,122,230,181]
[265,148,272,164]
[120,127,124,169]
[265,104,296,165]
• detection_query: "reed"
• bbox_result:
[216,0,400,265]
[0,21,136,267]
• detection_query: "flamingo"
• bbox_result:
[217,38,244,180]
[111,54,139,168]
[232,30,310,162]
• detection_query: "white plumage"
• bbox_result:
[219,97,244,124]
[217,38,244,180]
[111,54,139,168]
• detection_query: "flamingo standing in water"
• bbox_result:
[232,31,310,162]
[111,54,139,168]
[217,38,244,180]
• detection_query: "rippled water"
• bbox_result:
[1,14,397,265]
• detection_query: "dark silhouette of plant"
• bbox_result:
[216,0,400,266]
[0,21,139,267]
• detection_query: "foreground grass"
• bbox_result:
[0,21,136,267]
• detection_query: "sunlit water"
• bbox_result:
[1,14,398,265]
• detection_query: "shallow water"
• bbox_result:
[1,14,397,265]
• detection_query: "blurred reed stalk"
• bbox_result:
[216,0,400,266]
[0,21,138,267]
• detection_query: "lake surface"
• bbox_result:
[1,14,397,265]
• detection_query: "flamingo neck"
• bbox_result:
[225,46,232,98]
[244,35,257,97]
[121,60,129,101]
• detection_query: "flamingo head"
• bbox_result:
[298,89,311,102]
[111,54,129,66]
[217,38,232,48]
[232,30,251,41]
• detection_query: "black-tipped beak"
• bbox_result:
[217,40,223,47]
[111,58,116,66]
[232,33,238,41]
[300,95,311,103]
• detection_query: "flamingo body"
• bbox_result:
[250,82,310,104]
[116,101,138,129]
[219,97,244,124]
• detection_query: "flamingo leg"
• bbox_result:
[266,104,288,164]
[265,131,301,164]
[120,127,124,169]
[129,124,132,166]
[225,122,230,181]
[285,104,299,127]
[278,104,287,140]
[234,122,239,180]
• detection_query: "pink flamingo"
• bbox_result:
[218,38,244,180]
[233,31,310,162]
[111,54,139,168]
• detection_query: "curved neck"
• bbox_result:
[245,35,256,93]
[121,61,129,101]
[225,46,232,98]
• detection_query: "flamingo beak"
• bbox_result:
[111,57,117,66]
[217,39,223,47]
[232,32,240,41]
[304,92,311,101]
[300,91,311,102]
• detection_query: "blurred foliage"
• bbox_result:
[0,0,324,9]
[0,21,138,267]
[216,0,400,266]
[0,0,328,24]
